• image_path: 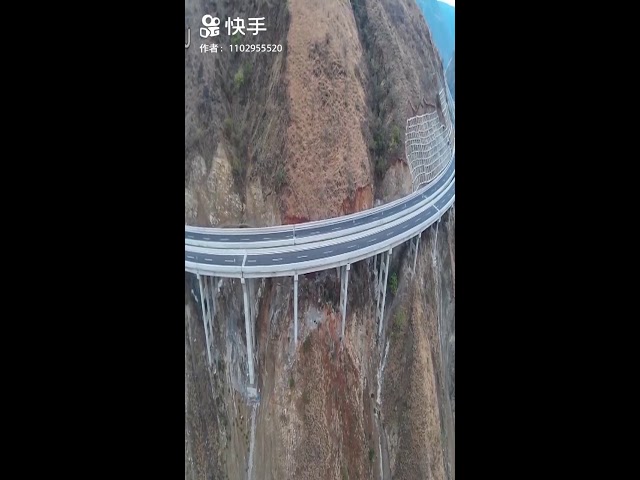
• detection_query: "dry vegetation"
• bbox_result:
[280,0,373,222]
[185,0,290,226]
[382,255,446,479]
[350,0,446,181]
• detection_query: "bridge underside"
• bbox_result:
[194,243,411,383]
[191,212,455,389]
[188,89,454,390]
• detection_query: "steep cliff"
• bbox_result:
[185,1,455,479]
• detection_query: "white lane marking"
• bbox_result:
[187,255,195,260]
[332,227,340,231]
[367,238,377,243]
[386,231,393,237]
[221,238,229,241]
[310,231,319,235]
[272,258,283,262]
[205,258,213,262]
[262,237,271,240]
[347,244,356,249]
[324,250,333,254]
[203,237,210,241]
[297,255,308,259]
[224,259,235,263]
[241,238,250,241]
[187,235,194,239]
[248,259,256,263]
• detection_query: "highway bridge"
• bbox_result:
[185,156,454,249]
[185,89,455,387]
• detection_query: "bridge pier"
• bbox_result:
[294,274,299,347]
[241,277,255,386]
[374,253,384,309]
[197,274,215,366]
[248,278,257,352]
[248,278,255,322]
[339,264,350,340]
[207,276,216,350]
[410,235,421,275]
[376,249,392,337]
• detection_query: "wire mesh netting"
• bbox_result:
[405,89,454,191]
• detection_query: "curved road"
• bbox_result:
[185,178,454,278]
[185,156,454,248]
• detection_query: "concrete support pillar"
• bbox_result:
[340,264,350,340]
[197,274,212,366]
[412,235,421,275]
[375,253,386,314]
[340,266,344,313]
[241,277,255,386]
[248,278,257,350]
[377,249,392,337]
[293,274,299,347]
[248,278,255,322]
[373,254,379,292]
[206,276,216,348]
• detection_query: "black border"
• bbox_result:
[21,3,186,475]
[457,1,586,476]
[92,6,183,475]
[15,0,595,476]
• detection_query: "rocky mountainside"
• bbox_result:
[185,1,455,478]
